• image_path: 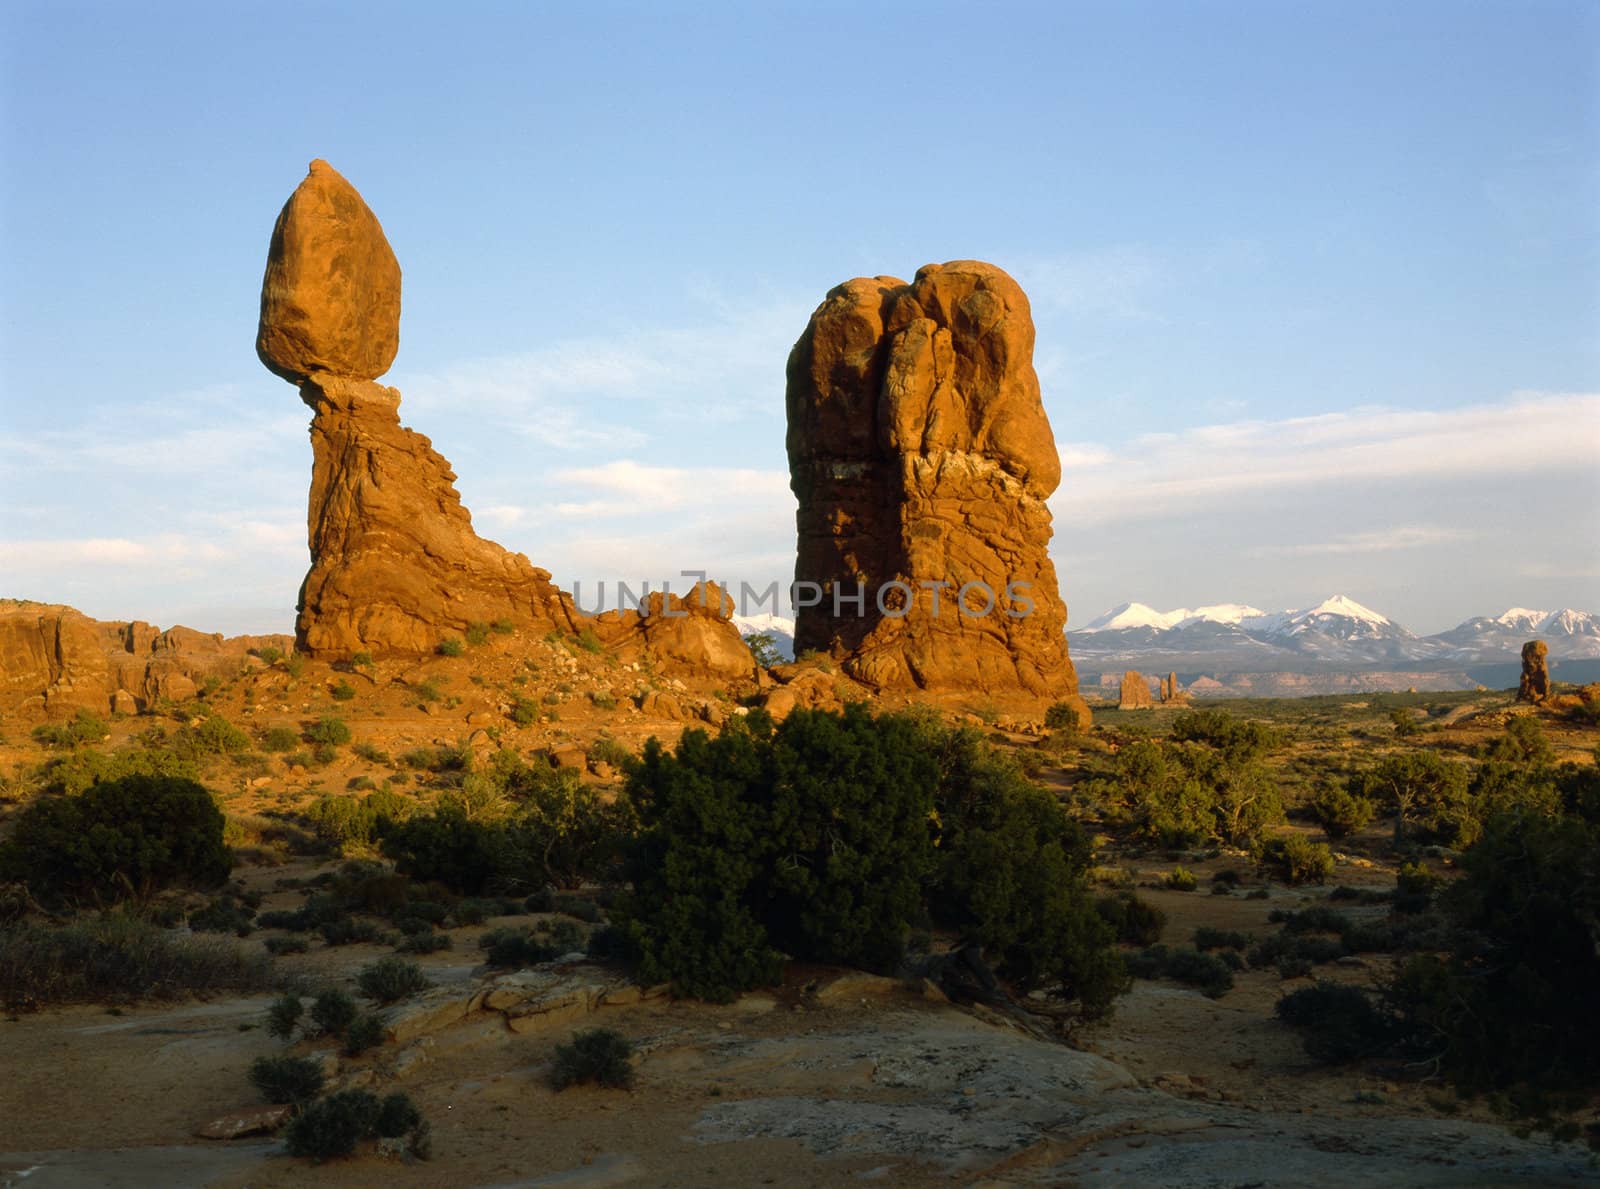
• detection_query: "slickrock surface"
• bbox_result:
[256,161,750,677]
[786,261,1088,720]
[1119,669,1155,710]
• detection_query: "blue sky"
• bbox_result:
[2,1,1596,635]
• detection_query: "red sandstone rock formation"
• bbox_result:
[258,161,750,680]
[1119,670,1154,710]
[785,261,1088,721]
[1517,640,1550,703]
[0,600,291,717]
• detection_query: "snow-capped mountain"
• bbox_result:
[1068,597,1600,672]
[1428,607,1600,662]
[731,613,796,662]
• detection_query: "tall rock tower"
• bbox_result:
[786,260,1089,722]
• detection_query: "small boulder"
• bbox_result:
[194,1104,292,1140]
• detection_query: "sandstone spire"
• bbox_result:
[786,261,1088,721]
[1517,639,1550,703]
[256,161,750,677]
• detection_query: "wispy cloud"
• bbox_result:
[396,295,811,448]
[1014,247,1167,320]
[1248,524,1475,558]
[1054,391,1600,525]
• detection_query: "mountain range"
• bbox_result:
[734,597,1600,697]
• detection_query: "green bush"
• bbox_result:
[305,788,411,849]
[376,1092,422,1137]
[260,726,300,752]
[1044,701,1082,731]
[351,651,374,667]
[1193,927,1249,951]
[465,622,490,647]
[343,1012,387,1056]
[0,774,230,905]
[437,638,465,657]
[550,1027,634,1090]
[0,915,271,1011]
[1306,784,1375,839]
[182,713,252,755]
[310,988,359,1037]
[397,928,451,954]
[617,708,1125,1016]
[249,1055,325,1105]
[1124,944,1234,997]
[1163,865,1198,891]
[304,716,352,747]
[742,632,783,668]
[31,708,108,750]
[265,993,303,1039]
[1351,752,1473,847]
[264,935,310,956]
[330,680,356,702]
[285,1089,382,1160]
[1276,982,1392,1062]
[356,956,430,1003]
[1254,835,1334,885]
[188,895,255,936]
[575,628,604,654]
[1481,716,1553,766]
[1095,892,1166,945]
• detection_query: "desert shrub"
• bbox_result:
[380,808,498,894]
[550,1027,634,1090]
[304,716,352,747]
[1247,932,1347,970]
[256,646,284,665]
[1193,927,1249,951]
[330,680,356,702]
[376,1091,422,1136]
[1044,701,1082,731]
[465,621,490,646]
[305,788,411,850]
[1274,905,1350,934]
[1094,892,1167,945]
[188,895,255,936]
[31,708,108,750]
[1086,729,1284,849]
[437,638,465,657]
[1393,860,1444,913]
[1481,716,1554,766]
[265,935,310,956]
[1389,707,1420,737]
[181,713,252,756]
[310,988,359,1037]
[1211,868,1241,887]
[617,707,1122,1015]
[1123,944,1234,997]
[575,628,604,654]
[478,925,563,968]
[1468,760,1562,824]
[1306,784,1376,839]
[1387,805,1600,1096]
[589,691,618,710]
[0,774,230,905]
[508,698,538,726]
[265,993,303,1038]
[249,1055,325,1105]
[356,956,430,1003]
[617,707,928,998]
[0,915,271,1011]
[1254,835,1334,885]
[921,724,1125,1015]
[496,764,633,889]
[284,653,306,679]
[342,1012,387,1056]
[397,929,451,954]
[351,651,374,667]
[742,632,783,668]
[1163,865,1198,891]
[260,726,300,752]
[318,917,385,946]
[588,736,633,769]
[1276,982,1393,1062]
[285,1089,382,1160]
[1351,752,1473,847]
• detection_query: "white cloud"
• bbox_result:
[1054,391,1600,525]
[1248,524,1475,558]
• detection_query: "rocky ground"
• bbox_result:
[2,644,1597,1186]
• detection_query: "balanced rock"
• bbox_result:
[1119,670,1154,710]
[1517,640,1550,703]
[257,160,401,384]
[785,260,1088,717]
[258,162,751,679]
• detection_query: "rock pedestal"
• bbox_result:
[258,161,750,678]
[785,260,1088,718]
[1517,640,1550,703]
